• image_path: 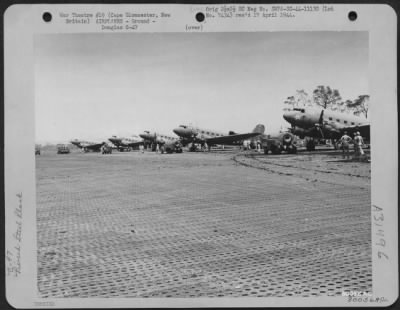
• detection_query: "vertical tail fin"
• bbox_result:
[252,124,265,134]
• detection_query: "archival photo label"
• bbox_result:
[55,5,336,31]
[4,4,397,309]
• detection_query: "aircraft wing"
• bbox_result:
[126,141,143,148]
[84,142,106,150]
[205,132,261,145]
[340,124,370,139]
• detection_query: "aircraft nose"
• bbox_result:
[283,111,295,123]
[139,133,147,139]
[173,127,185,136]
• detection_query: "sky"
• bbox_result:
[35,32,368,144]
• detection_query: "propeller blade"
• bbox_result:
[318,109,324,125]
[315,109,325,138]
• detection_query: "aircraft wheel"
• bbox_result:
[305,138,315,151]
[271,145,281,155]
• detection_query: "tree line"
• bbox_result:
[283,86,369,118]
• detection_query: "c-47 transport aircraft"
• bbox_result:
[70,139,106,152]
[172,124,263,151]
[139,131,179,151]
[108,135,143,151]
[283,107,370,151]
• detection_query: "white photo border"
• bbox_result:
[4,3,398,308]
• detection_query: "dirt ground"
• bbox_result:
[36,149,371,298]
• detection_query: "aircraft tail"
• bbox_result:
[252,124,265,134]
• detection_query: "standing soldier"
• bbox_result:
[156,143,160,153]
[340,131,352,159]
[353,131,365,160]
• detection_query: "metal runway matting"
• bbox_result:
[36,152,371,297]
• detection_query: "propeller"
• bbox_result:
[315,110,325,139]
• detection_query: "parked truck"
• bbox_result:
[57,144,70,154]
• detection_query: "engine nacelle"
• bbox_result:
[282,133,293,145]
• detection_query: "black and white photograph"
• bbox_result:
[4,4,398,308]
[34,30,373,298]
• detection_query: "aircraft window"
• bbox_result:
[336,119,340,122]
[201,131,204,134]
[351,122,355,125]
[344,120,348,124]
[206,132,209,135]
[293,108,305,112]
[328,117,332,121]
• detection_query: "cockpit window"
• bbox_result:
[179,125,186,128]
[293,108,305,113]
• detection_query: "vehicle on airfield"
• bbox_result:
[161,140,183,154]
[172,124,263,151]
[70,139,106,152]
[283,107,370,151]
[101,144,113,154]
[35,144,41,155]
[57,144,70,154]
[260,131,298,154]
[240,124,297,154]
[108,135,143,151]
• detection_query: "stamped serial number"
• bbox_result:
[33,301,55,307]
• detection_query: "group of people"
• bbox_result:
[339,131,366,160]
